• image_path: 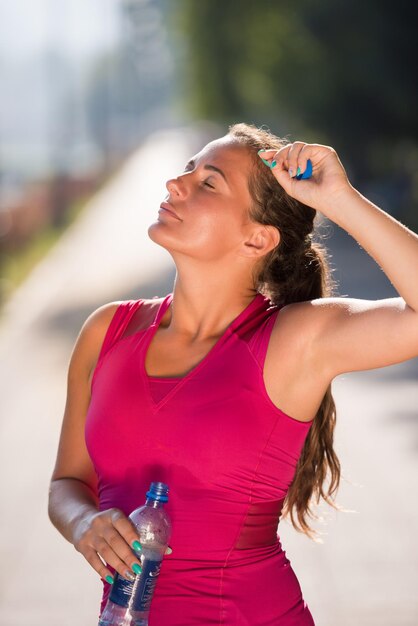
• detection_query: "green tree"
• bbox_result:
[170,0,418,226]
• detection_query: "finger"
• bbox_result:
[296,145,308,177]
[102,526,143,575]
[258,145,290,165]
[296,147,313,179]
[258,145,294,176]
[110,509,143,556]
[83,547,117,584]
[287,142,307,178]
[94,537,142,581]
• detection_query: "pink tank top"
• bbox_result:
[85,292,315,624]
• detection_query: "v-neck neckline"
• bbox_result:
[141,291,265,412]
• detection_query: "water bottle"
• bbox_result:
[98,481,172,626]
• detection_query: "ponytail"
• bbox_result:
[228,122,348,542]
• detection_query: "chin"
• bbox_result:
[147,221,179,253]
[148,221,166,243]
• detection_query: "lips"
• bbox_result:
[159,202,181,220]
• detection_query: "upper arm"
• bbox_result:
[307,296,418,379]
[49,301,123,490]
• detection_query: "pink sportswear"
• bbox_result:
[85,291,315,625]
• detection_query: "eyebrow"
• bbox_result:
[184,159,229,187]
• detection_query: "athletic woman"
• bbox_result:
[48,123,418,624]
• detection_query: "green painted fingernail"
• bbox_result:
[132,563,142,575]
[270,160,277,168]
[132,540,142,552]
[257,148,266,154]
[296,166,301,176]
[105,575,114,584]
[261,158,271,167]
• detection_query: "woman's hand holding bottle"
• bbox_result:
[72,507,172,584]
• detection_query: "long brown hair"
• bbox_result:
[228,122,347,542]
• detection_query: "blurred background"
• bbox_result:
[0,1,417,624]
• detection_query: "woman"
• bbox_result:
[48,122,418,625]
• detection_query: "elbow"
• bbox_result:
[47,479,59,526]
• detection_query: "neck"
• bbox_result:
[164,272,258,342]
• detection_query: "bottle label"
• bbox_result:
[109,558,162,611]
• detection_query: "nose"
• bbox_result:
[165,174,186,198]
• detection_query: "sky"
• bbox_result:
[0,0,119,60]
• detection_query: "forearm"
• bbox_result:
[48,477,99,545]
[324,186,418,312]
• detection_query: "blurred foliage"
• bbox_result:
[169,0,418,228]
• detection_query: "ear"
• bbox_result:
[241,225,280,259]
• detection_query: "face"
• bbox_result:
[148,136,262,264]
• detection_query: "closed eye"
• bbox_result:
[182,165,215,189]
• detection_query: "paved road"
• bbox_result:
[0,123,417,625]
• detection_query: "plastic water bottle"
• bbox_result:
[98,482,172,626]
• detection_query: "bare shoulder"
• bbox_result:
[78,297,166,378]
[80,297,161,350]
[267,299,329,383]
[270,299,325,351]
[272,296,356,344]
[71,301,126,378]
[261,298,342,422]
[269,296,356,373]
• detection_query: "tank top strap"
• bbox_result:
[122,292,173,338]
[246,307,281,370]
[97,299,144,364]
[153,293,173,326]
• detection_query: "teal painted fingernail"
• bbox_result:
[132,563,142,575]
[105,575,114,584]
[261,158,271,167]
[257,148,266,154]
[270,160,277,168]
[132,540,142,552]
[296,166,301,176]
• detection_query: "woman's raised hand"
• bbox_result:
[258,141,355,214]
[72,507,172,584]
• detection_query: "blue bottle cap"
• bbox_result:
[146,481,169,502]
[295,158,313,180]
